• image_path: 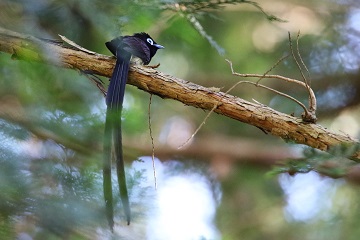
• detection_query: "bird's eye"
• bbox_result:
[146,38,154,45]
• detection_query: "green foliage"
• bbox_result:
[0,147,29,219]
[268,144,360,179]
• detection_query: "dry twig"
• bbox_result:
[148,94,157,189]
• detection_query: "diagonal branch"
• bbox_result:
[0,27,359,161]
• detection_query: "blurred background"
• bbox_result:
[1,0,360,239]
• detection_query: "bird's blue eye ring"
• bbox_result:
[147,38,154,45]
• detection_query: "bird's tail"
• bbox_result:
[104,54,131,230]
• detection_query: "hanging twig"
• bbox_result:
[80,71,107,97]
[148,94,157,190]
[178,104,218,149]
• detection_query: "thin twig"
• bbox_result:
[226,59,316,107]
[226,59,311,118]
[178,104,218,149]
[237,81,308,113]
[288,32,308,85]
[288,32,316,117]
[226,59,300,84]
[59,34,97,55]
[80,71,107,97]
[148,94,157,190]
[296,31,311,84]
[256,54,290,85]
[162,1,286,22]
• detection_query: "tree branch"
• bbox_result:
[0,27,359,161]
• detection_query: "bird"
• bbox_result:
[103,32,164,230]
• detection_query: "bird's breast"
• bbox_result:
[130,56,145,65]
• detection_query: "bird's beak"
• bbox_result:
[154,44,165,49]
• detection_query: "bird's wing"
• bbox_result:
[122,36,151,64]
[105,36,125,56]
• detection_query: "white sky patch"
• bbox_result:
[279,171,338,222]
[133,158,220,240]
[348,8,360,32]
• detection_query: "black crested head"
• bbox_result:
[106,32,164,65]
[133,32,164,59]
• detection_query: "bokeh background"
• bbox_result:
[1,1,360,239]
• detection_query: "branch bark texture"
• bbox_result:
[0,27,359,160]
